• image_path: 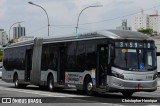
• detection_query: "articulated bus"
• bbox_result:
[2,30,157,97]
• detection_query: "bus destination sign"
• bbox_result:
[115,41,154,48]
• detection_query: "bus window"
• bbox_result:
[66,42,77,70]
[147,52,152,66]
[147,50,157,70]
[86,42,96,70]
[76,42,85,70]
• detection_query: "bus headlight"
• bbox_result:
[111,71,124,79]
[153,73,158,80]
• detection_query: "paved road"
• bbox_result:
[0,79,160,106]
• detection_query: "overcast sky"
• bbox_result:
[1,0,160,38]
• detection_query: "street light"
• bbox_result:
[9,21,24,42]
[28,1,50,36]
[75,5,102,33]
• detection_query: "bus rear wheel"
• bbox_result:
[122,92,134,97]
[14,75,19,88]
[14,75,27,88]
[48,76,55,91]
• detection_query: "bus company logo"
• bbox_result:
[2,98,11,103]
[140,63,144,69]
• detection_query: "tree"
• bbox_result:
[138,28,153,34]
[0,49,3,62]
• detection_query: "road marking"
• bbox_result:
[0,86,100,103]
[0,86,159,105]
[0,86,88,97]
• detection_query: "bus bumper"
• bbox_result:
[107,77,157,92]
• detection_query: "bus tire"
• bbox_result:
[85,78,94,95]
[14,74,19,88]
[48,75,55,91]
[122,92,134,97]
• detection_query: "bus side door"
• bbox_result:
[25,50,32,82]
[97,45,108,88]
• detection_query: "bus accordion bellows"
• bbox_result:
[2,30,158,97]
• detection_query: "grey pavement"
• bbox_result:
[0,79,160,106]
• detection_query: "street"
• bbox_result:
[0,79,159,106]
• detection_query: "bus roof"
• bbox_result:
[43,30,150,43]
[101,30,149,39]
[7,30,151,48]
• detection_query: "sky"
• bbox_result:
[1,0,160,39]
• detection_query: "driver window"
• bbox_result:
[147,52,152,66]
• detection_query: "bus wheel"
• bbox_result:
[48,76,55,91]
[85,79,94,95]
[122,92,134,97]
[14,75,19,88]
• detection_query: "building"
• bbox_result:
[152,36,160,53]
[149,11,159,33]
[13,24,25,39]
[13,36,34,43]
[132,10,160,34]
[116,19,131,30]
[0,29,8,47]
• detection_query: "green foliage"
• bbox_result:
[0,49,3,62]
[138,28,153,34]
[0,56,2,62]
[0,49,3,55]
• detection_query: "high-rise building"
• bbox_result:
[132,10,160,34]
[13,24,25,39]
[0,29,8,47]
[149,11,159,33]
[0,29,8,46]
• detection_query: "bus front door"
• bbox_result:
[97,45,108,88]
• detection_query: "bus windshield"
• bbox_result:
[114,48,156,71]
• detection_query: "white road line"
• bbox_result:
[0,86,89,97]
[0,86,100,103]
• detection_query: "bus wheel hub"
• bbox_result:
[15,79,18,86]
[49,81,53,89]
[87,82,93,91]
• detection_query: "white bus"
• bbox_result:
[2,30,158,97]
